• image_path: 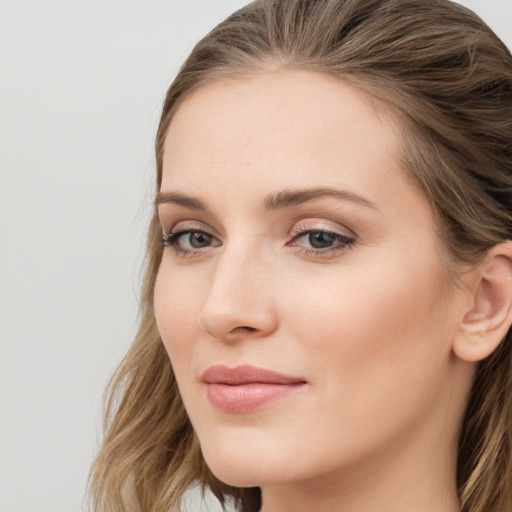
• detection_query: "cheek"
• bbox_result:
[280,253,453,405]
[154,262,203,368]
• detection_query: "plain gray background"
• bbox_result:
[1,1,511,511]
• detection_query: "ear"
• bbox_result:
[453,242,512,362]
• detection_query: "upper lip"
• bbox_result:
[201,364,306,385]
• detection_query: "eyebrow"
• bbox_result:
[155,191,206,210]
[263,187,377,211]
[154,187,378,212]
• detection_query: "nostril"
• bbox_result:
[199,300,279,341]
[224,325,261,337]
[233,326,257,333]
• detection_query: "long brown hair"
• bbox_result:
[88,1,512,511]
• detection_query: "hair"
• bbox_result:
[88,1,512,511]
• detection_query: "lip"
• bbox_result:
[201,364,308,413]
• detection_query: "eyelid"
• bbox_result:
[162,226,222,257]
[289,218,356,240]
[162,219,218,237]
[285,219,357,258]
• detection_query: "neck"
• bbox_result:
[259,419,461,512]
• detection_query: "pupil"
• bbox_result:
[309,232,334,249]
[190,232,211,248]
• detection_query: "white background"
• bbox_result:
[1,1,511,511]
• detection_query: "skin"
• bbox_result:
[154,70,477,512]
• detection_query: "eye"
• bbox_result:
[300,231,341,249]
[162,228,221,255]
[289,227,355,256]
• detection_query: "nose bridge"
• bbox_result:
[199,238,277,340]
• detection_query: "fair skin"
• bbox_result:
[153,70,512,512]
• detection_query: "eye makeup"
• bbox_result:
[161,220,356,260]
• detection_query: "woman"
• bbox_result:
[89,1,512,511]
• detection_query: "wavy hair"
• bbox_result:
[88,1,512,511]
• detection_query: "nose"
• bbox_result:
[198,244,278,343]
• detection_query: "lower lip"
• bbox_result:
[206,382,306,413]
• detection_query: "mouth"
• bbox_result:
[201,364,308,413]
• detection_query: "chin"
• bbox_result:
[198,432,295,488]
[208,464,263,488]
[202,451,261,487]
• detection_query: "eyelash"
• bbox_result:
[161,225,355,258]
[288,228,355,257]
[162,228,218,257]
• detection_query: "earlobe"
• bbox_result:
[453,242,512,362]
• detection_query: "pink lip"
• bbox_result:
[201,364,307,413]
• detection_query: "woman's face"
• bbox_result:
[154,70,472,490]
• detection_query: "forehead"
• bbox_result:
[161,70,411,211]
